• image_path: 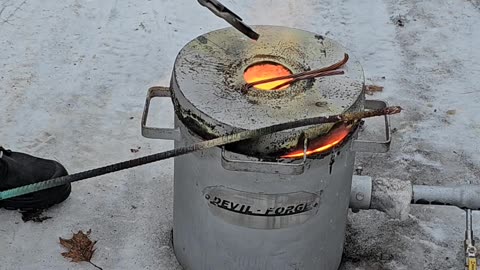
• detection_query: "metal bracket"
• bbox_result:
[141,86,180,140]
[351,99,391,153]
[220,139,308,175]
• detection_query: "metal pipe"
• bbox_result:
[350,175,412,220]
[351,177,480,211]
[350,176,480,220]
[412,185,480,210]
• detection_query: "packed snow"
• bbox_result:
[0,0,479,269]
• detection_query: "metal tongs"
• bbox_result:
[197,0,259,40]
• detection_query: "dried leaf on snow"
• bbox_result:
[59,229,103,270]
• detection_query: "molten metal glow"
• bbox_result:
[281,125,351,159]
[243,63,292,90]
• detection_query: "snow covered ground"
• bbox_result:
[0,0,479,269]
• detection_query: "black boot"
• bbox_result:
[0,147,71,210]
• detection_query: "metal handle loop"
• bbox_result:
[220,138,308,175]
[141,86,180,140]
[351,99,391,153]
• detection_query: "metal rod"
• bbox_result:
[244,53,349,91]
[0,106,402,201]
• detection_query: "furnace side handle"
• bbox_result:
[141,86,181,140]
[351,99,391,153]
[220,139,308,175]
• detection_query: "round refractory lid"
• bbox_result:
[170,25,365,157]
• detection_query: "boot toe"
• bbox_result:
[1,152,72,210]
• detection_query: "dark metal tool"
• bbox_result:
[197,0,259,40]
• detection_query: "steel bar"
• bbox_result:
[0,106,401,201]
[244,53,349,91]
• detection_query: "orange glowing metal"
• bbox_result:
[281,125,351,159]
[243,63,293,90]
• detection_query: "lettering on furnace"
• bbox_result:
[204,194,318,217]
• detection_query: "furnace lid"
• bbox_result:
[170,25,365,156]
